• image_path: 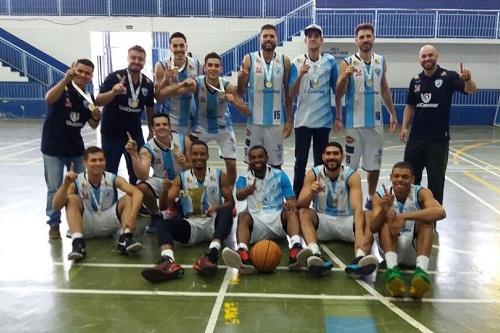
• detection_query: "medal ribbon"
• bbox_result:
[126,69,142,103]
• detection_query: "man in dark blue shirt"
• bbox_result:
[96,45,155,185]
[400,45,477,205]
[41,59,100,239]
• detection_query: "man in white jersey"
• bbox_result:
[336,23,398,209]
[368,161,445,299]
[141,140,235,282]
[297,142,378,278]
[238,24,293,168]
[221,145,303,274]
[53,146,144,261]
[155,32,202,134]
[289,24,342,196]
[165,52,250,185]
[125,113,191,233]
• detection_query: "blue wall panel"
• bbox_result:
[161,0,209,16]
[0,0,8,15]
[213,0,261,17]
[11,0,58,15]
[62,0,107,16]
[0,100,47,118]
[316,0,500,10]
[265,0,308,17]
[111,0,156,16]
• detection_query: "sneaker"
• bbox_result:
[145,214,162,234]
[345,255,379,278]
[222,247,255,275]
[307,256,334,278]
[385,266,406,297]
[364,198,373,210]
[141,256,184,283]
[117,233,143,255]
[288,244,303,272]
[296,248,313,267]
[193,254,218,277]
[48,226,61,240]
[68,238,86,261]
[138,205,150,217]
[409,267,431,299]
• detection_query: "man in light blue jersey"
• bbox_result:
[238,24,293,169]
[125,113,191,233]
[289,24,342,196]
[336,23,398,210]
[155,32,202,134]
[164,52,250,185]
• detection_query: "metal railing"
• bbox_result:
[391,88,500,106]
[0,82,47,99]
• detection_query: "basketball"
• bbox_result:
[250,240,282,273]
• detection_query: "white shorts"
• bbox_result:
[248,210,286,244]
[142,176,164,198]
[375,230,417,266]
[344,127,383,171]
[82,203,121,238]
[244,124,283,166]
[186,215,216,245]
[195,127,237,160]
[316,213,355,242]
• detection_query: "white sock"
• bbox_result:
[209,240,221,251]
[416,255,429,272]
[385,251,398,269]
[308,242,321,255]
[290,235,301,247]
[161,249,175,261]
[367,195,373,200]
[71,232,83,240]
[238,243,248,251]
[356,248,366,258]
[122,228,131,235]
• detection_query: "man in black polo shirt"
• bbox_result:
[400,45,477,205]
[96,45,155,185]
[41,59,100,239]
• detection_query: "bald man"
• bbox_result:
[400,45,476,205]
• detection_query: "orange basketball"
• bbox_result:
[250,240,282,273]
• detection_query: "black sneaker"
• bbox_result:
[145,214,162,234]
[307,255,334,278]
[68,238,86,261]
[117,233,143,255]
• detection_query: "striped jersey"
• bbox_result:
[75,172,117,213]
[142,133,187,180]
[311,165,354,217]
[376,184,422,233]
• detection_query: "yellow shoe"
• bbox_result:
[385,266,406,297]
[409,267,431,299]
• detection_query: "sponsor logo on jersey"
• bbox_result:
[420,93,432,103]
[69,112,80,122]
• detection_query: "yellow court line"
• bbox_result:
[450,146,500,171]
[463,171,500,195]
[450,140,498,165]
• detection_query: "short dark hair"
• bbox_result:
[128,45,146,55]
[152,112,170,124]
[204,52,221,64]
[190,139,209,153]
[354,23,375,36]
[76,59,94,70]
[324,141,344,155]
[170,32,187,43]
[248,145,268,157]
[391,161,414,175]
[260,24,277,34]
[84,146,104,160]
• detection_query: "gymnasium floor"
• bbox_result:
[0,119,499,333]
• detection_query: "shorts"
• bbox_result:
[375,229,417,266]
[82,203,121,238]
[248,210,286,244]
[142,176,164,198]
[244,124,283,166]
[186,215,216,245]
[195,127,236,160]
[344,127,383,171]
[316,213,355,242]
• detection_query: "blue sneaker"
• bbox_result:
[307,256,334,278]
[345,255,379,278]
[364,199,373,210]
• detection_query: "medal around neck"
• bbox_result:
[126,69,142,108]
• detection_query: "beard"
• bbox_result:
[324,160,341,171]
[261,41,276,52]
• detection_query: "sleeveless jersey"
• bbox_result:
[143,133,186,180]
[312,165,354,217]
[75,171,117,213]
[377,184,422,233]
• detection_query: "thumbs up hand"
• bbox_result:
[64,162,78,185]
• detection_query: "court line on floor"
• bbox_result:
[445,175,500,215]
[0,138,40,152]
[205,269,232,333]
[450,146,500,172]
[449,148,500,179]
[463,171,500,194]
[320,244,433,333]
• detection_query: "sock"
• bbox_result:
[416,255,429,272]
[161,249,174,261]
[71,232,83,240]
[290,235,301,248]
[367,195,373,201]
[122,228,131,235]
[238,243,248,251]
[308,242,321,255]
[356,248,366,258]
[385,251,398,269]
[209,240,221,251]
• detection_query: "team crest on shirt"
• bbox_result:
[82,192,89,200]
[353,60,359,65]
[141,88,148,96]
[69,112,80,122]
[421,93,432,103]
[374,68,381,76]
[255,66,263,74]
[414,84,420,93]
[375,58,380,64]
[435,79,443,88]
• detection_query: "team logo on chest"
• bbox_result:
[141,88,148,96]
[420,93,432,103]
[69,112,80,122]
[434,79,443,88]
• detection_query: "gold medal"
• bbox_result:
[265,81,273,88]
[311,80,319,89]
[365,79,373,87]
[88,104,98,113]
[217,92,226,100]
[129,99,139,108]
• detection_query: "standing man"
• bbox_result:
[41,59,100,239]
[238,24,293,169]
[96,45,155,185]
[400,45,476,205]
[155,32,202,135]
[289,24,341,196]
[336,23,398,209]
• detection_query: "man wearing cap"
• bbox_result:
[289,24,342,196]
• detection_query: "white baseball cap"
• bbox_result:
[304,24,323,36]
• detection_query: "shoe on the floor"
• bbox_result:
[145,214,162,234]
[385,266,406,297]
[68,238,86,261]
[307,255,333,278]
[222,247,255,275]
[345,255,379,278]
[296,247,313,267]
[193,254,218,277]
[288,244,303,272]
[117,233,143,255]
[141,256,184,283]
[48,225,61,240]
[409,267,431,299]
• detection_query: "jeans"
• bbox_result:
[101,134,145,184]
[293,127,331,196]
[43,153,85,226]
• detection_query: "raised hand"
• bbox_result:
[181,78,196,87]
[299,58,310,77]
[64,162,78,185]
[172,143,186,164]
[381,184,395,211]
[238,64,249,82]
[245,178,257,196]
[113,74,127,95]
[458,62,471,81]
[343,65,360,78]
[223,93,235,103]
[64,62,76,83]
[124,131,138,155]
[311,180,325,196]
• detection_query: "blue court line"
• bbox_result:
[325,316,377,333]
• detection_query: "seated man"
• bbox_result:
[297,142,378,277]
[368,161,446,299]
[53,146,144,260]
[141,140,234,282]
[222,145,303,274]
[125,113,191,233]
